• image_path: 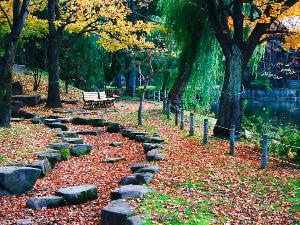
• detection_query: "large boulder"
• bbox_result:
[27,159,52,177]
[101,200,135,225]
[0,167,41,195]
[55,184,98,205]
[26,196,66,209]
[110,185,153,200]
[12,95,41,106]
[119,175,138,186]
[36,152,62,167]
[71,144,93,157]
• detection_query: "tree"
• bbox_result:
[0,0,30,127]
[196,0,300,136]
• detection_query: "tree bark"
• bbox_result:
[213,45,243,137]
[46,31,62,108]
[125,56,137,97]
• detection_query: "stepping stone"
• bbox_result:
[71,144,93,157]
[110,141,123,147]
[120,129,137,138]
[44,118,61,124]
[107,123,123,133]
[31,116,45,124]
[110,185,153,200]
[27,159,52,177]
[129,132,148,139]
[0,167,41,195]
[6,161,27,167]
[17,219,32,225]
[143,143,163,153]
[58,131,79,138]
[135,165,160,174]
[61,99,79,105]
[126,215,145,225]
[60,118,72,124]
[45,122,68,131]
[12,95,41,106]
[11,118,24,123]
[48,143,69,150]
[76,130,102,136]
[134,135,150,142]
[119,175,138,186]
[145,136,164,144]
[63,138,84,144]
[130,163,150,173]
[101,199,135,225]
[55,184,98,205]
[36,152,62,167]
[146,150,166,161]
[135,173,154,185]
[26,196,65,209]
[103,157,125,163]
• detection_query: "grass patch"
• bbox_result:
[139,192,215,225]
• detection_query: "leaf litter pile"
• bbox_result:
[0,100,299,224]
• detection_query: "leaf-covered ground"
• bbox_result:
[0,99,299,224]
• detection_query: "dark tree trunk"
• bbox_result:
[125,56,137,97]
[46,0,62,108]
[138,85,146,125]
[168,23,202,107]
[213,45,244,137]
[0,42,17,127]
[0,0,30,127]
[116,72,122,88]
[46,31,62,108]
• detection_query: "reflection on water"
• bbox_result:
[243,99,300,127]
[212,99,300,127]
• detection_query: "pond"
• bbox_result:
[212,99,300,128]
[243,99,300,127]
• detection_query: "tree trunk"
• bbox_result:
[46,31,62,108]
[125,56,137,97]
[213,45,243,137]
[0,42,17,127]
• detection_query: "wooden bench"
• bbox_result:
[83,92,116,111]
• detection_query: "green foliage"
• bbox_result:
[138,192,215,224]
[59,148,71,161]
[243,115,300,163]
[285,179,300,214]
[251,72,272,91]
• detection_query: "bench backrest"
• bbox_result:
[98,91,108,100]
[83,92,100,101]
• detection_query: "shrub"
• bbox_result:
[60,148,71,161]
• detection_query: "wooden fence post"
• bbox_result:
[261,134,268,169]
[153,91,156,101]
[167,101,171,119]
[229,125,235,156]
[203,119,209,144]
[158,90,161,102]
[180,108,184,130]
[189,113,195,136]
[175,108,179,126]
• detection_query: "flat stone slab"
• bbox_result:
[48,143,69,150]
[44,118,61,124]
[145,136,164,144]
[26,196,66,209]
[119,175,138,186]
[76,130,102,136]
[128,132,148,139]
[12,95,41,106]
[107,123,123,133]
[27,159,52,177]
[59,131,79,138]
[60,118,72,123]
[103,157,125,163]
[134,135,150,142]
[101,199,135,225]
[143,143,163,153]
[135,173,154,185]
[16,219,32,225]
[135,165,160,174]
[36,152,61,167]
[55,184,98,205]
[120,129,137,138]
[71,144,93,157]
[0,166,41,195]
[111,185,153,200]
[63,138,84,144]
[146,150,166,161]
[110,141,123,147]
[45,122,68,131]
[131,163,151,173]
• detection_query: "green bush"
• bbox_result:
[60,148,71,161]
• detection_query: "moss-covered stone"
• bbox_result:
[107,123,123,133]
[59,148,71,161]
